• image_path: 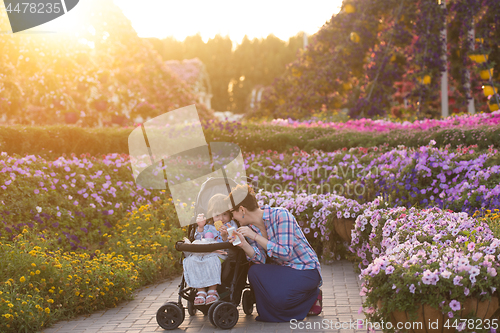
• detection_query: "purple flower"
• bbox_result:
[453,276,463,286]
[409,284,415,293]
[468,242,475,251]
[34,189,39,194]
[449,300,461,311]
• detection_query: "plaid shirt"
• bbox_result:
[247,205,322,283]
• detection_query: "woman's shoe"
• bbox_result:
[206,290,220,305]
[194,291,207,305]
[307,289,322,316]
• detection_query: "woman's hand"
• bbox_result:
[230,230,256,258]
[229,230,247,247]
[196,213,206,232]
[237,226,257,241]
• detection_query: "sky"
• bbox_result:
[113,0,343,44]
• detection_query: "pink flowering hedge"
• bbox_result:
[1,119,500,157]
[353,206,500,330]
[268,111,500,132]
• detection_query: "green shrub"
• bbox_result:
[1,123,499,157]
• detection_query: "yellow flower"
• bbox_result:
[31,263,36,267]
[48,299,54,304]
[30,272,35,276]
[20,276,26,283]
[36,270,40,275]
[3,314,12,319]
[45,307,50,314]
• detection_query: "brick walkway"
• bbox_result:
[40,260,368,333]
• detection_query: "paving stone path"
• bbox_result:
[41,260,369,333]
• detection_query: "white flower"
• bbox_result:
[0,152,6,157]
[68,195,73,200]
[441,270,452,279]
[36,206,42,213]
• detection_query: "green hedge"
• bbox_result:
[1,123,499,156]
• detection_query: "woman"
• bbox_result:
[224,185,322,322]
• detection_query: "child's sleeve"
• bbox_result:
[194,225,205,240]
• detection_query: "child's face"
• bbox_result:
[213,211,231,224]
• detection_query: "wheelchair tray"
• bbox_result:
[175,241,234,253]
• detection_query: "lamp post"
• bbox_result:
[439,0,449,118]
[465,23,476,114]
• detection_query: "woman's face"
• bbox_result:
[213,211,231,224]
[231,207,248,225]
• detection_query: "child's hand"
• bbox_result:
[219,223,229,241]
[196,214,206,231]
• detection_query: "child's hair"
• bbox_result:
[207,194,231,221]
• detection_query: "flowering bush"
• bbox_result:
[245,142,500,213]
[0,153,164,250]
[351,206,495,270]
[478,210,500,239]
[255,190,377,261]
[0,0,211,126]
[0,200,185,333]
[358,207,500,332]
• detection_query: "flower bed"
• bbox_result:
[255,190,382,260]
[356,207,500,332]
[245,143,500,213]
[0,153,162,251]
[2,144,499,253]
[0,200,185,333]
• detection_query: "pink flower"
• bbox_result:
[453,276,463,286]
[449,300,461,311]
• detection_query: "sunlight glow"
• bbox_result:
[113,0,343,43]
[29,2,87,34]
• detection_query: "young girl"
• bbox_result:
[183,193,238,305]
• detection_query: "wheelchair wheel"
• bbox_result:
[242,290,254,315]
[187,299,197,316]
[156,302,185,330]
[213,302,239,329]
[208,300,223,327]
